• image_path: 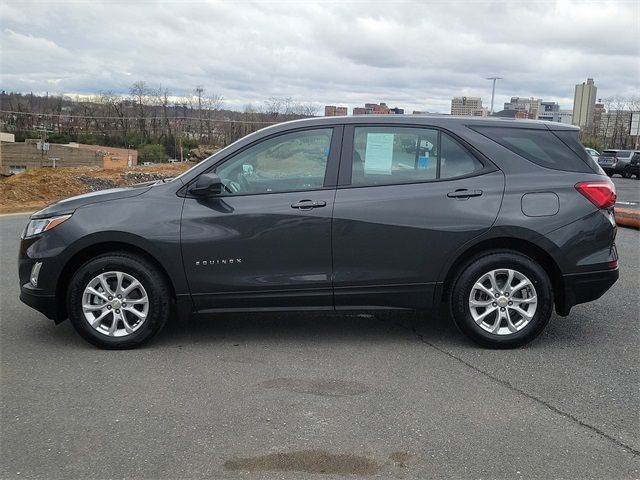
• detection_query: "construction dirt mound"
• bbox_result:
[0,163,193,214]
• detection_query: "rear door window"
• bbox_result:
[472,126,594,173]
[350,126,484,186]
[440,133,484,179]
[351,126,438,186]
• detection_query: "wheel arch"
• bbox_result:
[439,236,566,315]
[55,241,177,322]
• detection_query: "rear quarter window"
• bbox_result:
[471,126,595,173]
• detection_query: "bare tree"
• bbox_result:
[130,81,151,140]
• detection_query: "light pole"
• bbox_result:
[126,144,134,167]
[487,77,502,114]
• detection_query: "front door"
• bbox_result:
[181,127,341,312]
[332,124,504,310]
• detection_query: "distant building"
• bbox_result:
[599,110,636,148]
[539,101,560,116]
[537,102,572,124]
[593,101,605,130]
[0,140,138,175]
[412,111,450,116]
[557,111,573,124]
[572,78,597,129]
[450,97,487,116]
[324,105,348,117]
[503,97,542,120]
[352,102,402,115]
[493,109,525,119]
[0,132,15,143]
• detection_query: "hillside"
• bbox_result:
[0,164,193,214]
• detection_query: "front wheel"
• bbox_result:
[622,167,632,179]
[67,252,171,349]
[450,251,553,348]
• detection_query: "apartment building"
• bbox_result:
[450,97,487,116]
[572,78,597,129]
[324,105,348,116]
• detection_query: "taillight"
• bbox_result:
[575,181,617,209]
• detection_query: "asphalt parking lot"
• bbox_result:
[614,176,640,208]
[1,212,638,479]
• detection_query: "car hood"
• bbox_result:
[31,185,152,219]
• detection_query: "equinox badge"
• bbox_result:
[195,258,242,266]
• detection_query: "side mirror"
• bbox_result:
[189,173,223,196]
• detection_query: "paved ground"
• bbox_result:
[613,176,640,209]
[1,213,638,479]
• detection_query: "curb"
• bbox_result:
[0,211,35,218]
[615,207,640,229]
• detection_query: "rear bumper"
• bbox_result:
[557,267,619,316]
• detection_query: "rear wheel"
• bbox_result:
[67,252,171,349]
[450,251,553,348]
[622,167,632,179]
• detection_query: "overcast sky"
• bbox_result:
[1,0,638,113]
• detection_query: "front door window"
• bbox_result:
[215,128,333,194]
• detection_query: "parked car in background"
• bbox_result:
[598,149,639,178]
[628,152,640,179]
[19,117,618,349]
[585,147,600,162]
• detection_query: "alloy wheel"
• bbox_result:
[468,268,538,336]
[81,271,149,337]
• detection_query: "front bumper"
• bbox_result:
[557,267,619,316]
[19,237,63,322]
[20,283,59,321]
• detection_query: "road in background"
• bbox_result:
[613,176,639,209]
[1,213,638,479]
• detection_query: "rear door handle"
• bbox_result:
[291,200,327,209]
[447,189,483,199]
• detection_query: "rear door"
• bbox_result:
[331,124,504,310]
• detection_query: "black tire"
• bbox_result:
[450,250,553,348]
[606,171,613,177]
[622,167,632,179]
[67,252,171,349]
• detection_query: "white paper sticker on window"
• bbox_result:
[364,133,394,174]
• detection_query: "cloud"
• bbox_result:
[0,0,638,112]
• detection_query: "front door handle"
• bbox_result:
[447,189,483,199]
[291,200,327,210]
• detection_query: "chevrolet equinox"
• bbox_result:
[19,116,619,349]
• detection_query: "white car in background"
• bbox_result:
[585,147,600,162]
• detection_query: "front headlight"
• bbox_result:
[23,214,72,238]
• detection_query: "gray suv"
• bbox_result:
[598,149,639,178]
[18,116,619,349]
